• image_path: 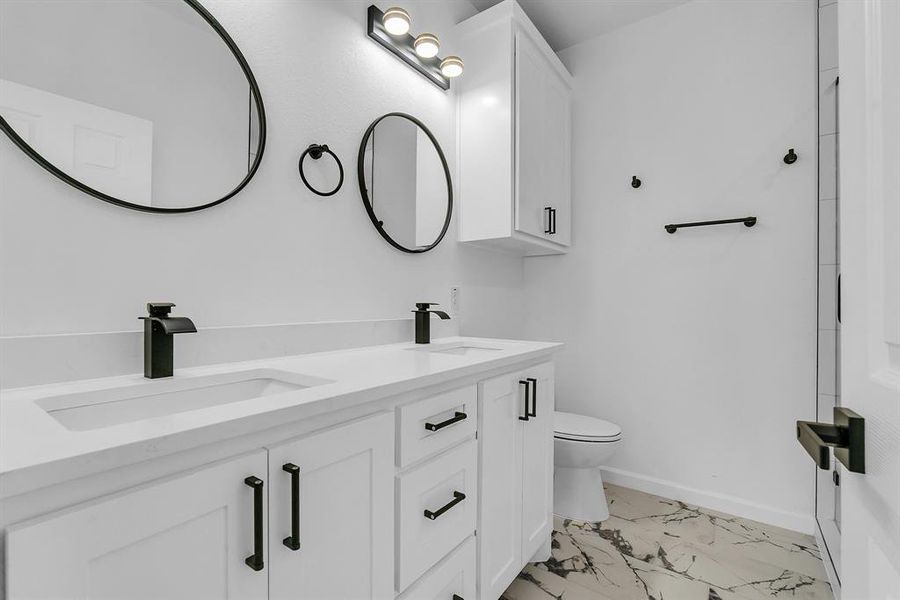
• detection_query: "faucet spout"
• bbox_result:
[154,316,197,335]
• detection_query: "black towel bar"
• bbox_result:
[665,216,757,234]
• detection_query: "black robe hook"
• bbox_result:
[631,175,641,189]
[783,148,798,164]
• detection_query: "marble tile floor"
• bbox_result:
[502,484,833,600]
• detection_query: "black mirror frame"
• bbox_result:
[357,112,452,254]
[0,0,266,214]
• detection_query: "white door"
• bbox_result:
[266,412,394,600]
[520,363,555,562]
[477,372,524,600]
[837,1,900,597]
[6,451,268,600]
[0,78,153,203]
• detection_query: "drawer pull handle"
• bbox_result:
[424,491,466,520]
[425,411,467,432]
[282,463,301,551]
[244,476,265,571]
[518,380,530,421]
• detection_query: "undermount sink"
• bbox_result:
[36,369,332,431]
[410,342,505,356]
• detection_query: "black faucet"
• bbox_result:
[139,303,197,378]
[413,302,450,344]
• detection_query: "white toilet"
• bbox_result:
[553,410,622,522]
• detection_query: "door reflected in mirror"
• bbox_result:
[0,0,266,213]
[359,113,451,253]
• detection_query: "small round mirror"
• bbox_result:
[358,113,452,253]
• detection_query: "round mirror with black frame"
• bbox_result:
[358,112,452,253]
[0,0,266,214]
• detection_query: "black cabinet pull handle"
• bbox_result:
[244,476,264,571]
[425,411,467,432]
[518,380,530,421]
[551,208,557,234]
[282,463,301,551]
[544,207,553,234]
[527,377,537,417]
[424,491,466,520]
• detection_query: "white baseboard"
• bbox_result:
[600,466,815,535]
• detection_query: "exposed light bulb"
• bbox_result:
[414,33,440,58]
[382,6,410,36]
[440,55,464,78]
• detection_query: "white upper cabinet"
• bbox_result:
[457,0,573,256]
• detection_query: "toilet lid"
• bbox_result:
[554,411,621,441]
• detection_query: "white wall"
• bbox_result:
[523,0,818,532]
[0,1,525,349]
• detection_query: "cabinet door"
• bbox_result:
[515,30,551,240]
[520,363,555,561]
[477,373,524,600]
[515,31,571,244]
[267,412,394,600]
[7,451,268,600]
[542,73,571,245]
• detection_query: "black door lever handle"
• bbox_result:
[796,407,865,473]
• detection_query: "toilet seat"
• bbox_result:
[554,411,622,443]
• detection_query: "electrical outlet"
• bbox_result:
[450,286,460,315]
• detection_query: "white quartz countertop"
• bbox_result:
[0,337,561,499]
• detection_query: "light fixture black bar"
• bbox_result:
[367,5,449,91]
[664,216,757,234]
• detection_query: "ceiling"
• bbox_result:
[468,0,692,51]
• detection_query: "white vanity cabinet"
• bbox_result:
[2,345,559,600]
[6,414,394,600]
[457,0,573,256]
[477,362,555,600]
[6,450,270,600]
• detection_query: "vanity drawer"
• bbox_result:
[397,385,477,468]
[399,536,476,600]
[397,439,477,592]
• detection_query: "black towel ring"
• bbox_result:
[299,144,344,197]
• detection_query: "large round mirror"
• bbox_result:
[358,113,452,253]
[0,0,265,213]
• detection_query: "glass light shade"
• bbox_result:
[382,7,410,36]
[440,55,464,78]
[414,33,440,58]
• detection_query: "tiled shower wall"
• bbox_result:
[816,0,841,556]
[817,2,840,434]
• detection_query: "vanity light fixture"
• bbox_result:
[440,56,464,78]
[367,5,462,91]
[382,6,410,36]
[414,33,440,58]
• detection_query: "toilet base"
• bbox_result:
[553,466,610,522]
